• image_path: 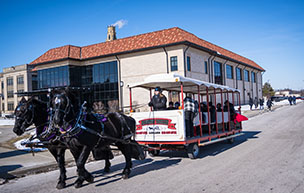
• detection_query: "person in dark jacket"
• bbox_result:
[259,98,264,110]
[148,87,167,111]
[184,95,198,138]
[216,103,222,112]
[209,102,216,123]
[254,97,258,109]
[267,98,273,111]
[292,96,296,105]
[167,101,175,110]
[288,96,293,105]
[224,100,236,119]
[249,97,253,110]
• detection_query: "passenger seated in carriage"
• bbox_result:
[148,87,167,111]
[174,101,180,109]
[167,101,175,110]
[223,100,236,118]
[216,103,222,112]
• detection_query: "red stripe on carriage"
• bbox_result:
[136,131,148,135]
[161,131,177,134]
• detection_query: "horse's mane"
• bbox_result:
[52,88,80,112]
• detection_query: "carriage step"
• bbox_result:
[198,133,244,147]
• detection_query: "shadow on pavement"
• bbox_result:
[0,164,22,179]
[158,131,261,159]
[95,158,181,187]
[0,150,29,159]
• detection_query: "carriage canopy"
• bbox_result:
[128,73,240,94]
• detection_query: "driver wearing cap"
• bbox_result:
[148,87,167,111]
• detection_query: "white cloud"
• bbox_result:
[112,19,128,29]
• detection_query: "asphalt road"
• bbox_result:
[2,103,304,193]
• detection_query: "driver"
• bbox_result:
[148,87,167,111]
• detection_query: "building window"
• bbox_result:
[214,61,223,85]
[204,61,208,74]
[7,77,13,86]
[92,61,119,110]
[2,103,4,111]
[226,65,233,79]
[251,72,256,83]
[170,56,178,71]
[7,90,14,98]
[37,66,69,89]
[1,81,3,89]
[244,70,249,82]
[187,56,191,71]
[8,102,14,111]
[17,75,24,84]
[236,67,242,80]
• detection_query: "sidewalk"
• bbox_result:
[240,99,303,118]
[0,146,74,181]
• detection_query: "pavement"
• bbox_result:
[1,101,304,193]
[0,99,302,183]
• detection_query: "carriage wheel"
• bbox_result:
[187,143,199,159]
[148,150,160,157]
[227,137,234,144]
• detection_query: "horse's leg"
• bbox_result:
[104,157,111,173]
[72,146,93,188]
[117,143,132,179]
[48,146,67,189]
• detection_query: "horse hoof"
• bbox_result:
[74,179,84,188]
[122,174,129,179]
[104,167,110,173]
[85,175,94,183]
[56,182,66,189]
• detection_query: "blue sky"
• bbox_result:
[0,0,303,90]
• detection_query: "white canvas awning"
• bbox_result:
[128,73,240,94]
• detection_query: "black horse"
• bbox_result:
[13,97,68,189]
[12,97,114,189]
[50,89,145,188]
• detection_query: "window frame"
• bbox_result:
[186,56,191,71]
[244,70,249,82]
[226,65,233,79]
[236,67,242,80]
[170,56,178,71]
[251,72,256,83]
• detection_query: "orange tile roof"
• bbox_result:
[30,27,264,71]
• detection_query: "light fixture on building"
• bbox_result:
[120,81,124,87]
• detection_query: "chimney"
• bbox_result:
[106,25,117,41]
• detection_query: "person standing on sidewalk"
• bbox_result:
[288,96,293,105]
[249,97,253,110]
[267,98,273,111]
[254,97,258,109]
[259,98,264,110]
[293,96,297,105]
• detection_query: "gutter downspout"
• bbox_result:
[222,60,228,85]
[207,55,212,82]
[210,55,216,83]
[241,66,247,104]
[163,47,169,74]
[261,71,265,98]
[183,45,190,77]
[115,55,123,112]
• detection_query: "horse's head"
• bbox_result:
[13,97,34,136]
[51,89,76,128]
